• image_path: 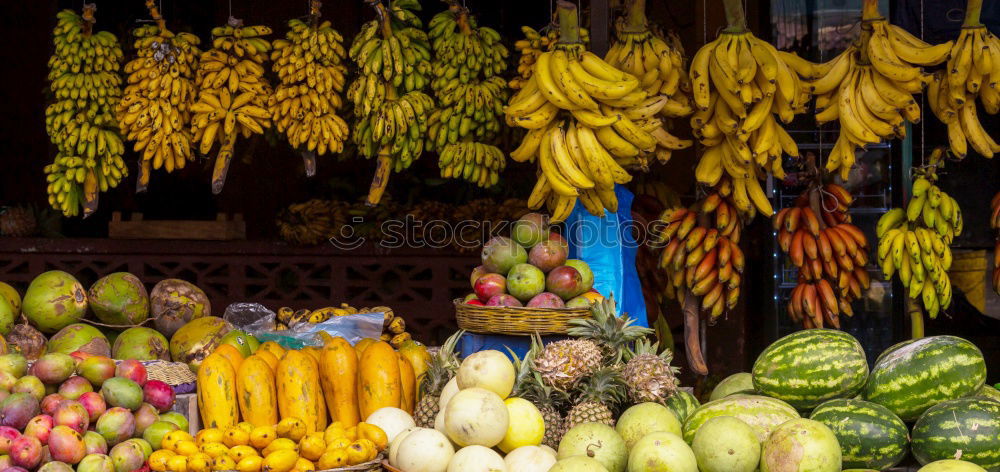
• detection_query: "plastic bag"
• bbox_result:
[223,303,385,348]
[563,184,648,327]
[223,303,277,332]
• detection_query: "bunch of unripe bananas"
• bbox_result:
[276,199,349,246]
[271,6,350,166]
[927,3,1000,159]
[117,0,200,191]
[688,10,807,219]
[45,7,126,217]
[426,5,509,187]
[347,0,435,205]
[657,179,746,320]
[510,25,590,90]
[991,192,1000,295]
[190,22,273,194]
[776,184,871,328]
[876,167,961,319]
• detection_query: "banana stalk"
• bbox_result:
[908,297,924,339]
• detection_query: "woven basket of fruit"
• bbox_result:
[454,300,590,335]
[314,455,383,472]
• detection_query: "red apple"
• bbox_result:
[527,292,565,308]
[546,266,583,300]
[486,295,523,307]
[474,273,507,301]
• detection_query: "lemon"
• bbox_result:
[497,397,545,453]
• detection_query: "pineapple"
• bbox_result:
[414,330,463,427]
[622,338,681,404]
[567,295,652,364]
[512,335,568,448]
[563,367,627,432]
[533,338,603,390]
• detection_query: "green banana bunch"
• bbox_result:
[117,2,201,191]
[876,167,961,319]
[45,8,126,217]
[347,0,435,205]
[271,14,350,161]
[425,5,509,187]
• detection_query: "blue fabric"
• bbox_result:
[563,184,648,327]
[458,333,569,360]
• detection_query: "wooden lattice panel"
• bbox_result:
[0,239,474,343]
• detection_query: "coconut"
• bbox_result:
[21,271,87,334]
[0,282,20,315]
[150,279,210,338]
[168,316,230,372]
[0,295,15,336]
[7,324,47,360]
[111,328,169,361]
[46,324,110,357]
[88,273,149,326]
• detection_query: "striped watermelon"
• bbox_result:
[752,329,868,409]
[682,394,799,443]
[665,390,700,423]
[809,398,909,470]
[911,397,1000,471]
[978,385,1000,403]
[863,335,986,421]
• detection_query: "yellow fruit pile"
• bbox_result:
[117,0,201,191]
[149,418,386,472]
[191,22,274,194]
[44,7,125,217]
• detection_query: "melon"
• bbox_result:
[753,329,868,409]
[150,279,210,338]
[46,324,110,357]
[682,394,799,443]
[21,271,87,334]
[664,390,699,423]
[615,402,681,449]
[88,273,149,326]
[710,372,754,401]
[911,397,1000,471]
[168,316,230,372]
[557,423,627,472]
[760,418,841,472]
[809,398,909,470]
[918,460,989,472]
[627,432,697,472]
[691,417,759,472]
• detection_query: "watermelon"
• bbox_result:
[863,335,986,421]
[977,385,1000,403]
[911,397,1000,471]
[752,329,868,409]
[665,390,700,423]
[809,398,909,470]
[682,394,799,443]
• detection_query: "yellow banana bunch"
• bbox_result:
[425,5,509,187]
[687,1,808,219]
[117,0,200,191]
[44,7,126,217]
[270,10,350,167]
[926,1,1000,159]
[876,158,961,319]
[190,22,273,194]
[510,25,590,90]
[347,0,435,205]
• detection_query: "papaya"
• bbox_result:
[197,353,240,429]
[397,341,431,388]
[213,343,244,373]
[317,333,359,427]
[236,356,278,427]
[397,354,415,414]
[301,346,322,366]
[276,350,326,432]
[254,349,279,372]
[357,341,401,419]
[353,338,376,361]
[259,341,286,360]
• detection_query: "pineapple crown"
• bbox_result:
[626,337,681,377]
[418,329,464,397]
[567,295,653,364]
[513,334,569,408]
[574,366,627,411]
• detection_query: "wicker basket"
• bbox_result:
[454,299,590,335]
[381,460,402,472]
[219,456,383,472]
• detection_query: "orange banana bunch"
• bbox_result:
[777,183,871,328]
[657,178,745,320]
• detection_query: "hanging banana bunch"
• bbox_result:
[189,20,273,194]
[347,0,435,205]
[510,25,590,90]
[688,0,809,220]
[271,1,350,175]
[44,6,125,217]
[776,179,871,329]
[786,0,950,179]
[876,150,961,327]
[425,3,509,187]
[991,191,1000,295]
[927,0,1000,159]
[117,0,200,192]
[604,0,693,165]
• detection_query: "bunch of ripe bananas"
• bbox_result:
[117,0,201,191]
[605,0,694,144]
[991,192,1000,295]
[788,2,948,179]
[276,199,349,246]
[657,179,746,320]
[927,2,1000,159]
[190,22,273,194]
[688,4,807,219]
[347,0,435,205]
[510,25,590,90]
[776,184,871,328]
[426,4,509,187]
[45,7,126,217]
[876,163,961,319]
[276,304,411,346]
[271,3,350,170]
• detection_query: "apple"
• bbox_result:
[564,259,594,295]
[528,239,568,273]
[481,236,528,274]
[474,273,507,301]
[486,295,523,307]
[506,264,545,302]
[545,266,583,300]
[527,292,565,308]
[511,213,550,249]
